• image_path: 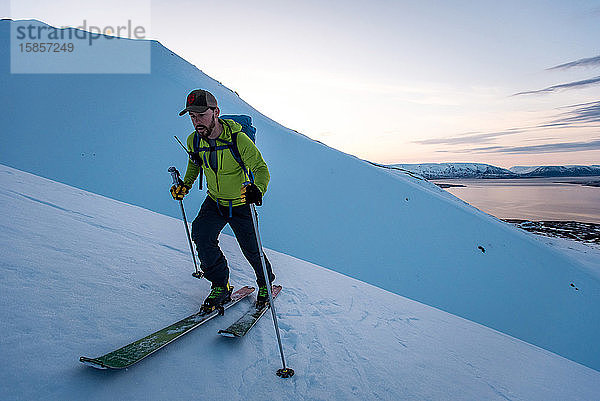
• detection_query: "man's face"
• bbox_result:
[190,109,216,135]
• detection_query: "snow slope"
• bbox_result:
[1,164,599,401]
[1,19,600,371]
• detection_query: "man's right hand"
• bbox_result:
[170,180,190,200]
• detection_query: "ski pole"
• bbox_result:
[248,202,294,378]
[168,166,203,279]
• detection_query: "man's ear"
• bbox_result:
[214,107,220,118]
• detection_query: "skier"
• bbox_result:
[171,89,275,312]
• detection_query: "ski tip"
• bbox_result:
[79,356,108,369]
[217,330,239,338]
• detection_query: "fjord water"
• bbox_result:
[435,176,600,224]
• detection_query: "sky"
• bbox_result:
[3,0,600,167]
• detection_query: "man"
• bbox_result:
[171,89,275,312]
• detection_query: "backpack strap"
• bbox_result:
[191,132,240,190]
[191,132,204,190]
[191,120,255,192]
[222,120,254,184]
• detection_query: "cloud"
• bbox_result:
[414,102,600,156]
[444,139,600,154]
[549,101,600,125]
[548,55,600,70]
[413,130,521,145]
[535,122,570,128]
[514,54,600,95]
[513,76,600,95]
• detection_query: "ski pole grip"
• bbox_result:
[168,166,180,185]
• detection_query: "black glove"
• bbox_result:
[170,179,190,200]
[241,183,262,206]
[188,151,202,167]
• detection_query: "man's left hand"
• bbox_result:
[241,183,262,206]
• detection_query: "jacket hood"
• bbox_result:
[219,118,242,140]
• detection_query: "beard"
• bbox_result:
[195,113,216,138]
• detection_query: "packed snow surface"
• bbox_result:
[1,164,599,400]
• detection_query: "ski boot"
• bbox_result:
[201,283,233,314]
[255,285,270,309]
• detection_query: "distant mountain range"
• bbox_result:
[514,165,600,178]
[390,163,600,179]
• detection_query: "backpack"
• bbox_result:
[190,114,256,190]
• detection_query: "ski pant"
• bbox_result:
[191,196,275,287]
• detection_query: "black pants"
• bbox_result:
[191,196,275,287]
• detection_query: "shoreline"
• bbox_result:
[562,180,600,188]
[433,176,600,187]
[503,219,600,245]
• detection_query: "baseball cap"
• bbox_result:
[178,89,218,116]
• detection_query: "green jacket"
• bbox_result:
[183,119,270,207]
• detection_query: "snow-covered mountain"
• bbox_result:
[509,165,543,174]
[518,165,600,177]
[1,164,599,400]
[391,163,518,179]
[1,19,600,372]
[392,163,600,179]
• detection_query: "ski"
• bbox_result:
[80,285,255,369]
[218,285,282,338]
